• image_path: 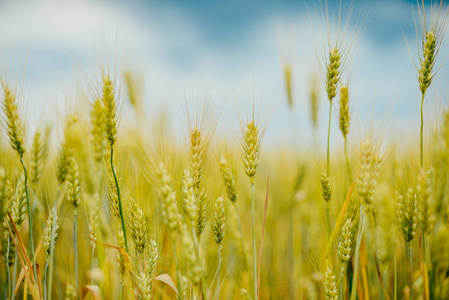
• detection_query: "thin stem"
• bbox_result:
[422,229,428,265]
[110,148,128,252]
[327,101,333,175]
[339,266,345,300]
[216,246,221,300]
[350,206,365,300]
[420,93,425,168]
[6,235,11,300]
[19,157,37,283]
[74,209,79,295]
[394,251,397,300]
[409,246,413,300]
[325,203,332,238]
[43,263,48,300]
[48,192,60,300]
[191,227,208,300]
[251,183,257,299]
[12,253,17,300]
[91,245,96,286]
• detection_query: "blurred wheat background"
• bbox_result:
[1,0,449,299]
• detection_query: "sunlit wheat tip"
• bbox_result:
[325,47,341,102]
[102,75,118,148]
[190,128,205,193]
[419,30,436,95]
[243,120,261,183]
[2,85,25,156]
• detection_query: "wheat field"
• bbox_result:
[1,1,449,299]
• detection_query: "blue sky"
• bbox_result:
[0,0,447,153]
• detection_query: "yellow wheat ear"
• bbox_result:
[2,84,25,157]
[243,120,261,184]
[102,74,118,148]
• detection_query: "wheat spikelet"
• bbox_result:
[190,128,206,194]
[243,120,261,184]
[65,284,76,300]
[129,197,148,254]
[325,47,341,102]
[90,98,106,164]
[1,220,16,266]
[284,64,293,108]
[212,196,226,248]
[394,191,404,230]
[419,30,436,94]
[376,187,396,266]
[44,209,59,263]
[9,176,26,226]
[417,169,435,234]
[67,156,81,210]
[182,168,197,225]
[138,239,159,299]
[338,85,350,139]
[0,167,8,220]
[310,75,320,128]
[156,162,181,235]
[401,188,418,246]
[322,267,338,300]
[338,218,353,269]
[2,85,25,156]
[30,128,46,186]
[89,194,100,248]
[415,0,448,96]
[196,189,208,239]
[102,75,117,148]
[57,141,71,185]
[356,139,381,211]
[218,156,238,203]
[319,171,332,203]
